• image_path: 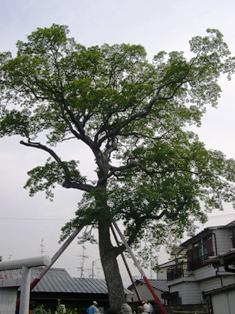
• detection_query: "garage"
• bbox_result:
[209,285,235,314]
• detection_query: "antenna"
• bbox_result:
[90,259,101,279]
[76,245,88,277]
[40,239,45,256]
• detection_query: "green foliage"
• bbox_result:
[34,304,52,314]
[1,24,235,256]
[34,300,80,314]
[25,158,85,200]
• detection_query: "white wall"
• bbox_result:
[170,282,202,305]
[200,275,235,293]
[129,282,164,303]
[193,265,216,281]
[221,275,235,287]
[0,288,17,313]
[214,229,233,255]
[199,277,222,292]
[212,290,235,314]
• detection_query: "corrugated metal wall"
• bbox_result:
[0,288,17,314]
[212,290,235,314]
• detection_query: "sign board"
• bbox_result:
[0,268,42,288]
[0,269,22,287]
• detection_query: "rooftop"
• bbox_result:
[128,279,168,292]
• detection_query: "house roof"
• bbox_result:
[180,220,235,248]
[0,267,133,295]
[31,268,132,295]
[71,278,108,294]
[225,220,235,229]
[32,268,77,293]
[129,279,168,292]
[157,260,176,268]
[32,268,106,294]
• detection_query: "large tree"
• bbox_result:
[1,25,235,310]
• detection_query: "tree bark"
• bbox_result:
[98,220,126,311]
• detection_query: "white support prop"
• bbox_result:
[19,266,32,314]
[0,256,51,271]
[0,256,51,314]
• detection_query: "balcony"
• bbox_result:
[187,250,215,270]
[167,263,185,281]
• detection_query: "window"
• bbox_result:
[167,263,184,280]
[203,235,214,259]
[187,234,214,270]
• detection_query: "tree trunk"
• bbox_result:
[98,220,126,311]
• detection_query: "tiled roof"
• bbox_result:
[181,220,235,247]
[0,267,133,295]
[72,278,108,294]
[142,279,168,292]
[32,268,108,294]
[32,268,132,295]
[129,279,168,292]
[32,268,75,293]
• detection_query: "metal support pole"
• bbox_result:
[112,221,168,314]
[30,225,84,290]
[16,226,84,310]
[19,267,32,314]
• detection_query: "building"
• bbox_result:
[128,278,168,304]
[30,268,110,311]
[158,220,235,314]
[0,267,133,312]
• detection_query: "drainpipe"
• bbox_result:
[211,232,218,256]
[210,232,224,288]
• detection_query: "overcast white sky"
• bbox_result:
[0,0,235,285]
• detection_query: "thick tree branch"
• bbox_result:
[20,140,94,192]
[96,70,192,147]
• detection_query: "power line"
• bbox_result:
[0,217,67,221]
[0,211,234,222]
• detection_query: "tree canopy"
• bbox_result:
[1,24,235,309]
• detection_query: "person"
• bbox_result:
[87,301,100,314]
[141,301,154,314]
[147,301,154,314]
[141,301,151,314]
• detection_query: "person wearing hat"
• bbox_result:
[87,301,100,314]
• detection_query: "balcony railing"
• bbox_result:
[187,251,214,270]
[167,263,185,281]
